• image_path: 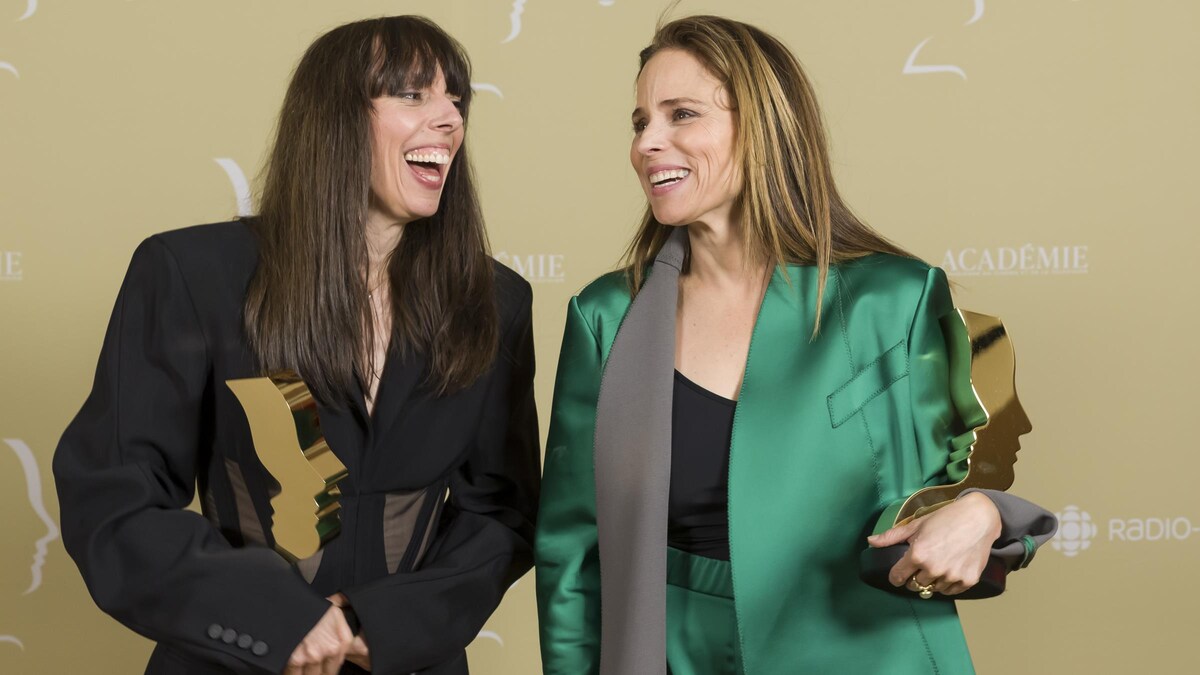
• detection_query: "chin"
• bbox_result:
[650,207,687,226]
[407,202,440,220]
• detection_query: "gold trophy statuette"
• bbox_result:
[859,309,1033,599]
[226,372,349,562]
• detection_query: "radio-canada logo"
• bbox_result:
[943,245,1088,276]
[0,250,22,281]
[1051,505,1097,557]
[495,252,565,283]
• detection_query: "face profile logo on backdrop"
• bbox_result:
[904,38,966,80]
[17,0,37,22]
[214,158,254,217]
[470,82,504,99]
[2,439,59,595]
[902,0,984,79]
[503,0,614,43]
[502,0,527,43]
[1051,505,1097,557]
[1,438,61,653]
[476,631,504,647]
[2,0,35,81]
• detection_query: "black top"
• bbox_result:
[669,370,734,561]
[52,221,540,675]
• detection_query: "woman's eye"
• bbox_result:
[632,120,647,133]
[399,92,421,101]
[672,109,696,121]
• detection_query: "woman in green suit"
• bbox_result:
[535,15,1056,675]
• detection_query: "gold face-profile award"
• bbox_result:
[226,372,349,562]
[858,309,1033,599]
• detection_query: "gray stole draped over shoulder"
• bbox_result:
[594,227,687,675]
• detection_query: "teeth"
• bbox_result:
[649,168,690,184]
[403,151,451,165]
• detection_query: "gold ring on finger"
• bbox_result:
[911,575,935,600]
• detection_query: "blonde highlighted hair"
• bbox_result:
[623,15,914,334]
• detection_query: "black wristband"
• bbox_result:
[340,605,361,636]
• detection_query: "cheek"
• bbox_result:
[369,127,395,181]
[699,148,735,190]
[708,139,740,192]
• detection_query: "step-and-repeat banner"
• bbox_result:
[3,1,1196,672]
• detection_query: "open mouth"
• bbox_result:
[404,148,451,186]
[649,168,690,189]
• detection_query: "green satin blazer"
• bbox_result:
[536,254,980,674]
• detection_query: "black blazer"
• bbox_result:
[53,221,540,675]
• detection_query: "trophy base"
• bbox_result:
[859,544,1008,600]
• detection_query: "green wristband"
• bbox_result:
[1018,535,1037,570]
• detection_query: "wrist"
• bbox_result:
[960,491,1003,539]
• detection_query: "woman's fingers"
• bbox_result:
[867,520,918,549]
[886,496,1002,594]
[888,546,921,587]
[321,653,346,675]
[286,605,354,675]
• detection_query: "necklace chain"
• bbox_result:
[366,272,388,384]
[367,275,386,299]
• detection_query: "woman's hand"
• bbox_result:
[328,592,371,671]
[346,635,371,671]
[867,492,1002,596]
[284,603,354,675]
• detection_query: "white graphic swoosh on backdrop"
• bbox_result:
[477,631,504,647]
[17,0,36,21]
[470,82,503,99]
[599,0,615,6]
[0,62,18,78]
[4,439,59,595]
[502,0,527,43]
[902,37,966,79]
[0,636,24,650]
[966,0,984,25]
[214,158,253,216]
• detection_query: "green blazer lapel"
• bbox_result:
[729,264,865,673]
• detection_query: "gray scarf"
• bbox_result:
[594,227,688,675]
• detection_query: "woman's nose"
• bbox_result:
[634,121,667,156]
[430,95,463,131]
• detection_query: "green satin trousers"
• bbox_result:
[666,547,744,675]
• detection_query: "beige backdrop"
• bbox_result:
[3,0,1197,673]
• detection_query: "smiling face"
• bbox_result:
[367,67,465,226]
[630,48,741,228]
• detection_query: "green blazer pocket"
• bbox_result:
[827,340,909,428]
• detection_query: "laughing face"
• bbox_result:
[630,48,741,227]
[367,67,465,226]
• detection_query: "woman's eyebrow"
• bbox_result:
[631,97,705,120]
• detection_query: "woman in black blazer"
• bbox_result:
[52,16,539,675]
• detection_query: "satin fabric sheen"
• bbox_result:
[536,254,978,674]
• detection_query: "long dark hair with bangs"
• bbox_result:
[244,15,498,404]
